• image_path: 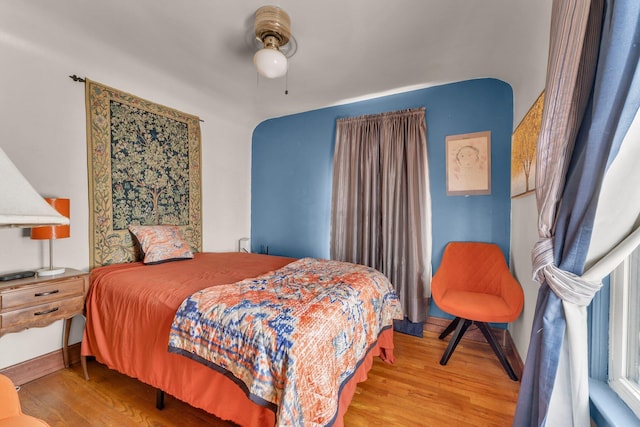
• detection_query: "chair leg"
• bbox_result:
[439,318,471,366]
[476,322,518,381]
[439,317,462,340]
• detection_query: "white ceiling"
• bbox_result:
[2,0,552,125]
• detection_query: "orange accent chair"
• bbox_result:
[431,242,524,381]
[0,374,49,427]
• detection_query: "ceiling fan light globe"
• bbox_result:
[254,48,288,79]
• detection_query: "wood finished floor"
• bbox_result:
[18,330,520,426]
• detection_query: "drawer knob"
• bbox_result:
[34,290,60,297]
[34,307,59,316]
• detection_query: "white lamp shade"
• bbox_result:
[253,48,288,79]
[0,146,69,228]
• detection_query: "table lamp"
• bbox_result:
[31,198,70,276]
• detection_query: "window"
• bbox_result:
[609,246,640,417]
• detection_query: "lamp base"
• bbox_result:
[37,267,66,277]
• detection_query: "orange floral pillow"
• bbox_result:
[128,225,194,264]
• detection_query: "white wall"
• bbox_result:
[510,194,541,359]
[0,11,252,368]
[506,0,551,360]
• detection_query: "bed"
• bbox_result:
[81,251,403,426]
[82,84,403,425]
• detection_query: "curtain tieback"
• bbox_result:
[532,237,602,307]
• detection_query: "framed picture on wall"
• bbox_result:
[511,91,544,198]
[446,131,491,196]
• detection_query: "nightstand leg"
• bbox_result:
[63,317,71,368]
[81,356,89,380]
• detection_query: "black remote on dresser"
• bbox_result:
[0,271,36,281]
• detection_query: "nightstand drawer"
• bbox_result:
[0,278,84,311]
[0,295,84,330]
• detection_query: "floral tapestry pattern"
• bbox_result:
[86,79,202,267]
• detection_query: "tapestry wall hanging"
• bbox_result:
[511,91,544,198]
[85,79,202,267]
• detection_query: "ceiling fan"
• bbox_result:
[252,5,297,79]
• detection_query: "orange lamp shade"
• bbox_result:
[31,198,70,240]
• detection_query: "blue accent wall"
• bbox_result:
[251,78,513,318]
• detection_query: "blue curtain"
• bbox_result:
[514,0,640,425]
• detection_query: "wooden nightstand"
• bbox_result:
[0,269,89,368]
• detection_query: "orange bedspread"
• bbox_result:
[81,252,396,426]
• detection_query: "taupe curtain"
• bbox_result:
[330,108,431,323]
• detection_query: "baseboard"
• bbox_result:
[0,343,82,386]
[425,315,524,380]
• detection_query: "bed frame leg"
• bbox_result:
[156,389,165,410]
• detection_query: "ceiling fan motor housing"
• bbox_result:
[255,5,291,49]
